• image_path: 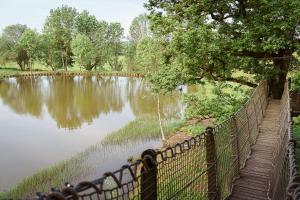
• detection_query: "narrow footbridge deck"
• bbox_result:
[229,100,281,200]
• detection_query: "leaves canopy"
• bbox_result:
[71,34,97,71]
[39,33,61,70]
[107,23,124,70]
[73,11,111,71]
[146,0,300,97]
[129,14,151,43]
[0,24,29,69]
[17,30,40,64]
[44,5,78,70]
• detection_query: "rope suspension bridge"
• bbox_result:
[32,80,300,200]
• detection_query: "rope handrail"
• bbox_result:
[285,80,300,199]
[14,80,299,200]
[268,80,300,200]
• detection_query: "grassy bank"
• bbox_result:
[101,115,183,145]
[0,68,20,77]
[0,62,121,79]
[0,66,144,80]
[0,115,182,199]
[0,154,88,199]
[0,63,48,78]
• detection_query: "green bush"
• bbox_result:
[293,116,300,169]
[294,116,300,125]
[291,71,300,92]
[184,82,251,122]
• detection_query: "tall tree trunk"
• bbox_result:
[29,55,32,75]
[61,53,67,72]
[157,94,165,141]
[269,58,290,99]
[17,62,24,71]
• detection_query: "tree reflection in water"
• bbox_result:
[0,78,43,117]
[0,76,182,130]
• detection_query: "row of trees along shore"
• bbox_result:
[0,6,151,73]
[1,1,300,99]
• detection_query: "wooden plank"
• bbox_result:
[228,100,281,200]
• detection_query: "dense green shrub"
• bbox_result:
[291,71,300,92]
[293,116,300,169]
[184,82,251,122]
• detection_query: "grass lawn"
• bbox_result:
[0,62,50,78]
[101,115,183,145]
[0,61,119,78]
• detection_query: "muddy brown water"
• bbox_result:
[0,76,183,191]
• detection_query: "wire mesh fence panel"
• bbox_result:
[246,100,258,145]
[156,135,208,200]
[234,106,251,169]
[268,81,300,200]
[253,91,263,133]
[213,119,235,199]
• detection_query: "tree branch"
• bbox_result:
[234,50,276,58]
[208,70,257,87]
[237,0,247,17]
[225,77,257,88]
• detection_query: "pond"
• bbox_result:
[0,76,183,192]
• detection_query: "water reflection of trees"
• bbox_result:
[0,78,43,117]
[0,76,182,130]
[46,76,125,129]
[125,78,182,120]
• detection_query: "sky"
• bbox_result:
[0,0,148,35]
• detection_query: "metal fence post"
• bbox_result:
[141,149,157,200]
[205,127,219,200]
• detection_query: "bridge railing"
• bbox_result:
[291,91,300,116]
[35,80,300,200]
[34,81,270,200]
[269,80,300,200]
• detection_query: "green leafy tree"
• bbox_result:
[94,21,110,70]
[39,33,61,71]
[136,37,163,73]
[17,30,40,72]
[1,24,28,49]
[44,5,78,71]
[184,83,250,122]
[136,37,181,91]
[0,24,29,70]
[75,11,110,71]
[0,36,14,66]
[291,71,300,92]
[75,10,99,37]
[147,0,300,98]
[71,34,97,71]
[107,23,124,71]
[125,14,151,71]
[129,14,150,43]
[123,41,137,71]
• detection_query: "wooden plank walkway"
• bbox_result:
[229,100,281,200]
